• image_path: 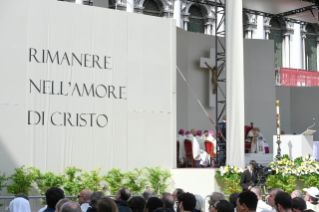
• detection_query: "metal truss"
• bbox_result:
[214,0,226,167]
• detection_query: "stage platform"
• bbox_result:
[245,153,274,166]
[170,168,221,198]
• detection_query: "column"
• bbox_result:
[264,17,271,40]
[302,34,306,69]
[285,35,290,68]
[253,15,264,39]
[174,0,182,28]
[265,29,270,40]
[282,35,286,67]
[75,0,83,4]
[206,24,212,35]
[244,30,252,39]
[226,0,244,167]
[183,14,189,31]
[126,0,134,12]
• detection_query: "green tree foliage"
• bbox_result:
[63,166,83,196]
[299,175,319,191]
[7,166,39,195]
[145,166,172,194]
[82,168,103,192]
[103,169,125,195]
[123,168,148,195]
[215,168,242,195]
[34,171,66,196]
[265,174,297,194]
[0,171,7,207]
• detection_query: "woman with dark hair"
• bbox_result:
[128,197,146,212]
[145,197,164,212]
[98,197,119,212]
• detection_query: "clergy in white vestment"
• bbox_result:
[256,130,269,154]
[196,130,206,151]
[201,130,208,141]
[186,131,191,139]
[206,131,216,154]
[9,197,31,212]
[177,129,186,164]
[251,187,272,212]
[190,129,210,166]
[247,127,258,153]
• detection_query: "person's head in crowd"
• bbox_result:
[60,201,82,212]
[115,187,131,201]
[209,131,214,136]
[196,130,202,136]
[179,129,185,136]
[203,130,208,137]
[210,200,233,212]
[292,197,306,212]
[161,192,174,209]
[173,188,185,202]
[177,192,196,212]
[291,190,303,199]
[303,187,319,203]
[143,190,156,202]
[9,197,31,212]
[78,189,93,204]
[208,192,225,206]
[222,115,226,122]
[194,194,205,212]
[98,196,119,212]
[249,160,256,171]
[90,191,105,209]
[229,193,239,208]
[274,192,292,212]
[191,129,196,136]
[185,131,190,135]
[128,197,145,212]
[46,187,65,209]
[251,187,262,200]
[56,199,71,212]
[15,194,29,201]
[145,197,164,212]
[266,188,284,208]
[236,191,258,212]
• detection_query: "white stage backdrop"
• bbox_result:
[0,0,176,175]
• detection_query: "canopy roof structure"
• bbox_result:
[242,0,319,24]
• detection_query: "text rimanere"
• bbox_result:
[28,48,126,128]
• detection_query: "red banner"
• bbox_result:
[280,68,319,87]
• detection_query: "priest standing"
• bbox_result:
[177,129,186,165]
[190,129,210,167]
[206,131,216,154]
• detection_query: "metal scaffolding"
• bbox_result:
[214,0,226,167]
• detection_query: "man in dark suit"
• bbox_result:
[217,115,226,166]
[240,160,256,192]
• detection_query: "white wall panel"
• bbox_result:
[0,0,176,176]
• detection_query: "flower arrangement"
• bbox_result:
[218,165,245,177]
[215,154,319,195]
[269,155,319,177]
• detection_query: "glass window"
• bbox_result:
[188,5,205,34]
[305,25,317,71]
[269,19,282,69]
[143,0,161,17]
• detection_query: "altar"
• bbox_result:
[273,134,313,160]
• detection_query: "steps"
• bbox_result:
[245,153,274,167]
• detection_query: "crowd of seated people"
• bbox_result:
[8,185,319,212]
